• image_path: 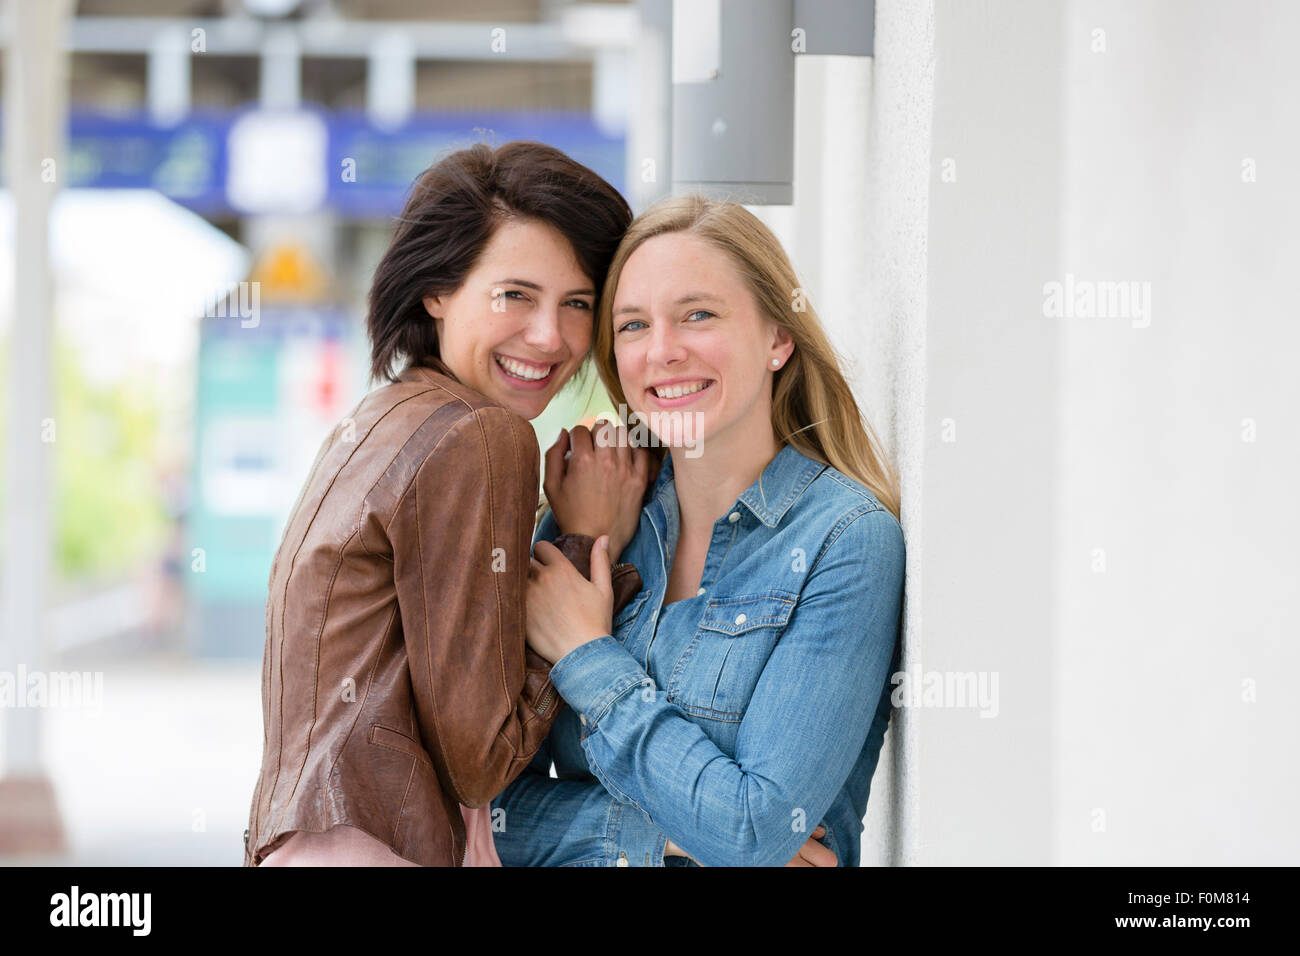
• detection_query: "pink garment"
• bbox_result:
[461,803,503,867]
[259,805,501,867]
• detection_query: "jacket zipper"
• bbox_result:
[536,684,556,715]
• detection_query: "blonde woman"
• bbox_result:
[493,196,905,867]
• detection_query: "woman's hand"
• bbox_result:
[783,826,837,867]
[663,826,835,866]
[526,536,614,665]
[544,422,654,561]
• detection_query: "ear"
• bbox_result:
[769,324,795,366]
[421,295,443,319]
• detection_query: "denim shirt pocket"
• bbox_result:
[667,590,797,722]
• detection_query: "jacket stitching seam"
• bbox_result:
[587,674,646,733]
[808,504,885,576]
[381,399,479,538]
[323,602,398,788]
[392,757,419,846]
[268,528,355,841]
[409,406,524,806]
[823,468,886,507]
[488,408,521,720]
[583,736,643,816]
[369,725,432,765]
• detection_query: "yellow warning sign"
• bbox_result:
[248,243,330,303]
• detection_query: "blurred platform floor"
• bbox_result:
[0,652,263,867]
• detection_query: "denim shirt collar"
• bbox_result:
[649,442,826,530]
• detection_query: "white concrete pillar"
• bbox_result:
[149,25,192,126]
[367,30,414,130]
[260,25,301,110]
[626,0,672,213]
[1,0,73,855]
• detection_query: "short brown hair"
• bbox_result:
[366,140,633,383]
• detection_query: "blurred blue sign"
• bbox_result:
[35,108,624,219]
[65,110,231,214]
[327,110,625,216]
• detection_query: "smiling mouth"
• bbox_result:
[494,353,557,382]
[651,380,714,400]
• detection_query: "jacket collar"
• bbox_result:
[397,355,460,386]
[652,442,825,529]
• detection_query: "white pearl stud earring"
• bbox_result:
[771,358,780,367]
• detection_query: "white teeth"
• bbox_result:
[495,355,553,381]
[653,380,710,400]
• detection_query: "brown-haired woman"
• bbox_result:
[244,141,650,867]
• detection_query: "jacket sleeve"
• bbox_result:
[537,510,645,615]
[387,404,560,809]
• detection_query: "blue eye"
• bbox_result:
[687,310,714,321]
[617,319,647,333]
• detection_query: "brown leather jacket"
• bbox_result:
[244,356,641,866]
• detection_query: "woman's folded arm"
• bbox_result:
[547,507,905,867]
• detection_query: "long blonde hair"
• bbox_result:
[594,195,901,521]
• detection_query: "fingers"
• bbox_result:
[532,540,560,566]
[568,423,594,460]
[543,428,569,491]
[588,419,631,471]
[614,426,632,468]
[802,839,837,867]
[562,420,643,479]
[599,419,631,468]
[588,535,612,592]
[631,446,651,485]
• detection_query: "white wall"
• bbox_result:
[770,0,1298,865]
[1053,0,1300,864]
[912,0,1067,865]
[753,0,937,865]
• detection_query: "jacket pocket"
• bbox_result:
[669,590,797,721]
[369,723,433,767]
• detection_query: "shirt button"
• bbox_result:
[579,714,587,726]
[616,852,629,867]
[728,512,741,523]
[734,613,747,625]
[696,587,706,596]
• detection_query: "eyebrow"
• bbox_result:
[494,279,596,297]
[613,292,724,316]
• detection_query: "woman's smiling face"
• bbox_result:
[424,217,596,421]
[611,231,792,451]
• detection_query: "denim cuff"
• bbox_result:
[609,800,668,867]
[549,636,649,729]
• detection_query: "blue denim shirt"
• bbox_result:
[492,442,905,866]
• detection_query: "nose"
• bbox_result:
[645,316,687,369]
[521,303,564,356]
